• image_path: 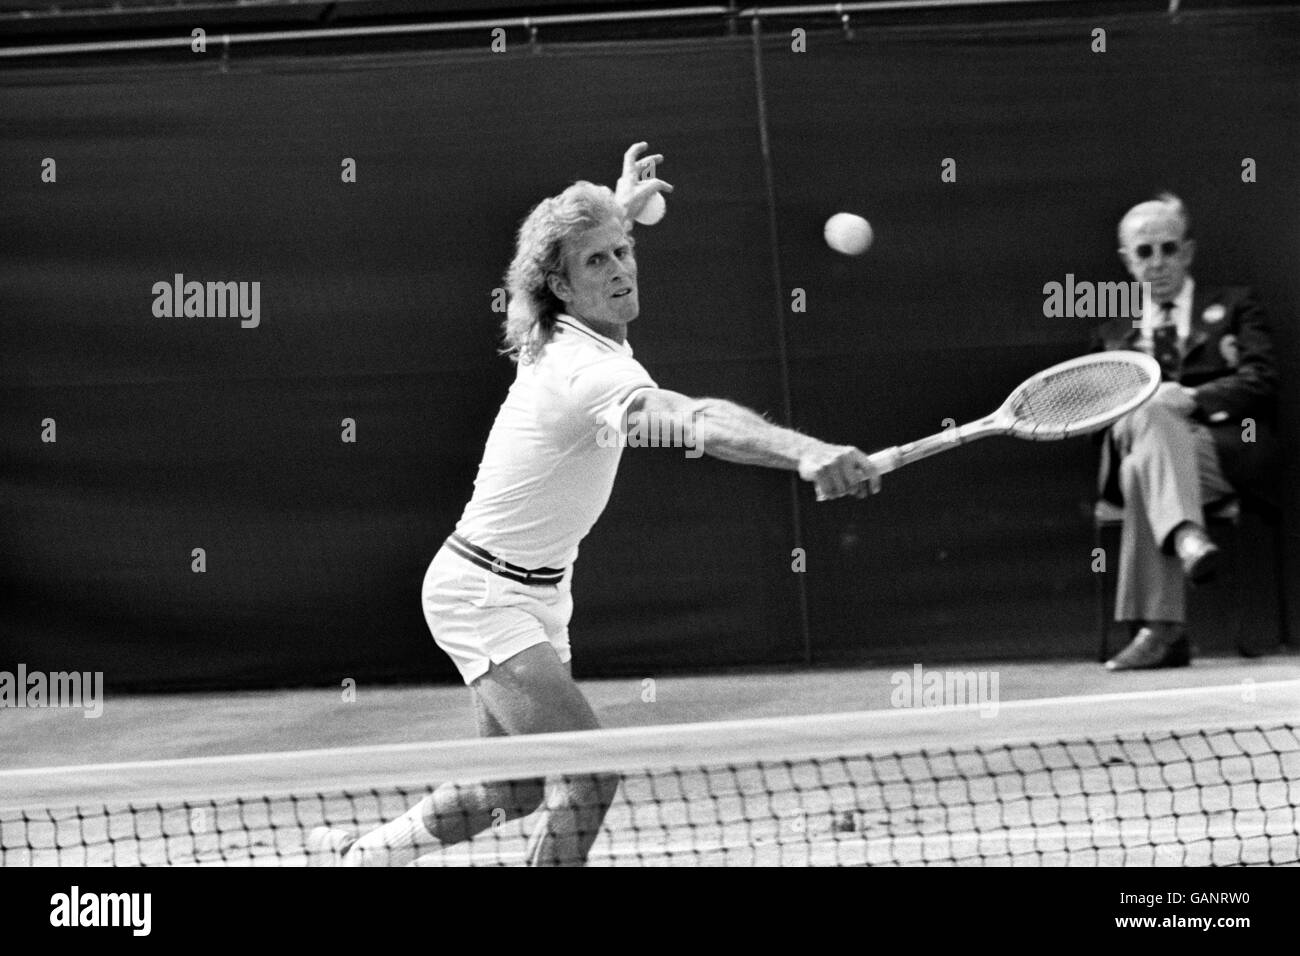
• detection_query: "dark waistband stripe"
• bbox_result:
[445,534,566,585]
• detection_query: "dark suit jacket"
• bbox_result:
[1093,285,1280,509]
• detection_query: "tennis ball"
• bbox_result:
[824,212,873,256]
[634,191,667,226]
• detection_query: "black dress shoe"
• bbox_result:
[1105,630,1190,671]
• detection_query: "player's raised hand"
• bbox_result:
[799,443,883,502]
[614,142,674,223]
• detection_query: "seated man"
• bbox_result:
[1094,193,1278,670]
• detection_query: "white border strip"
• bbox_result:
[0,5,731,58]
[0,0,1196,60]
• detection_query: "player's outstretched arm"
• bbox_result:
[626,388,881,500]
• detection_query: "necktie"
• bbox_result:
[1151,302,1181,381]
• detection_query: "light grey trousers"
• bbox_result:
[1112,401,1234,624]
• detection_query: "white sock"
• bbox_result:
[344,796,439,867]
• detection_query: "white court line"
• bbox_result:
[3,679,1297,811]
[6,678,1298,780]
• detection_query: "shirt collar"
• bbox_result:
[554,314,634,355]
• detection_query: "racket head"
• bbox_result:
[995,351,1161,440]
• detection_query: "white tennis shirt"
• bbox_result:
[453,315,658,569]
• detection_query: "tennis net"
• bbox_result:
[3,681,1297,866]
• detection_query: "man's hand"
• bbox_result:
[1151,381,1198,417]
[798,443,883,501]
[614,142,674,224]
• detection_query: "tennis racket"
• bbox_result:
[864,350,1161,478]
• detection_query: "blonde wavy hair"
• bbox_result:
[501,181,629,364]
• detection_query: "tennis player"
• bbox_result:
[310,143,882,866]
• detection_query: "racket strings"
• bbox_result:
[1011,360,1154,429]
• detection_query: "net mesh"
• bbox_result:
[4,720,1297,867]
[1011,357,1155,432]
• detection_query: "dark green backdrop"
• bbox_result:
[2,10,1296,689]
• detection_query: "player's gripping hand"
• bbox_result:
[798,443,883,501]
[614,141,674,223]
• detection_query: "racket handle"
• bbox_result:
[867,446,903,476]
[869,427,970,475]
[815,426,976,499]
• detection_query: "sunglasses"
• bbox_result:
[1131,240,1184,260]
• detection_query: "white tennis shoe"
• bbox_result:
[306,826,357,866]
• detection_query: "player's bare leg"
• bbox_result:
[381,690,546,855]
[469,644,619,866]
[315,643,615,866]
[307,696,544,867]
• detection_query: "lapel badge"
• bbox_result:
[1218,333,1240,368]
[1202,303,1226,324]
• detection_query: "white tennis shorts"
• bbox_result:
[422,544,574,685]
